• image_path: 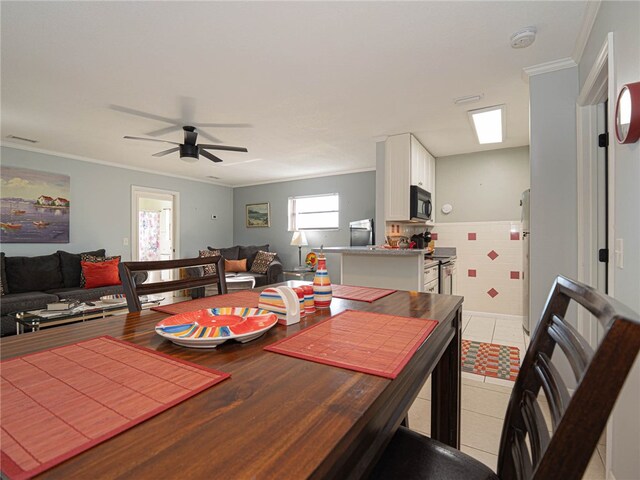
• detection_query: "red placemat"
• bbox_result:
[331,284,396,303]
[152,290,260,315]
[264,310,437,379]
[0,336,229,480]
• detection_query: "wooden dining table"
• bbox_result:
[0,281,463,479]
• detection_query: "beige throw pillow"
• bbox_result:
[199,249,221,276]
[250,251,277,274]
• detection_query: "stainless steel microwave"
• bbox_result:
[410,185,432,222]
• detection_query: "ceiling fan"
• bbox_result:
[124,126,248,163]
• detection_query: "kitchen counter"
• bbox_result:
[315,247,455,292]
[316,246,430,256]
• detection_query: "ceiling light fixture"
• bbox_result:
[454,94,484,105]
[468,105,506,144]
[510,27,537,49]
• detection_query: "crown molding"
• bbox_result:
[572,0,602,64]
[0,142,233,187]
[521,58,577,83]
[233,167,376,188]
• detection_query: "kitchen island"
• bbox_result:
[318,246,450,292]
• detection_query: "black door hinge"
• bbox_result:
[598,249,609,263]
[598,133,609,148]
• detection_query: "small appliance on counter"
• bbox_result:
[410,233,425,249]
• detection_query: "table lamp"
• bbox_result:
[290,231,308,271]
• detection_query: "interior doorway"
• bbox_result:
[131,186,179,283]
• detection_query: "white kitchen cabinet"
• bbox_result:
[385,133,435,222]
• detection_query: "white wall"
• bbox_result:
[579,2,640,478]
[0,146,234,259]
[435,146,530,223]
[528,67,579,328]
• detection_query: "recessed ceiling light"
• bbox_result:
[6,135,38,143]
[468,105,506,144]
[454,94,484,105]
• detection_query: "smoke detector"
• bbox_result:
[510,27,537,49]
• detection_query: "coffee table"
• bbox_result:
[11,295,164,334]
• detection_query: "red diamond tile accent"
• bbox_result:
[510,271,520,280]
[468,269,476,277]
[468,232,477,240]
[431,233,438,240]
[487,250,499,261]
[487,288,499,298]
[510,232,520,240]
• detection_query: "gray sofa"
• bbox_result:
[189,244,283,298]
[1,249,142,337]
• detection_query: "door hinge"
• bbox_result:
[598,248,609,263]
[598,133,609,148]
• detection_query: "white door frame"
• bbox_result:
[575,31,615,478]
[131,185,180,262]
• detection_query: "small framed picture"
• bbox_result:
[246,202,271,228]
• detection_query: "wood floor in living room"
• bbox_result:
[408,312,607,479]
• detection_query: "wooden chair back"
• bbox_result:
[497,276,639,480]
[119,256,227,313]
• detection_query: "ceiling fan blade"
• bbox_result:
[194,123,252,128]
[199,144,248,153]
[199,149,223,163]
[145,125,183,137]
[123,136,180,145]
[183,126,198,145]
[152,147,180,157]
[194,129,223,143]
[110,105,177,125]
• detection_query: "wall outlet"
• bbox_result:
[123,237,129,246]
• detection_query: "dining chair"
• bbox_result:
[369,275,640,480]
[119,256,227,313]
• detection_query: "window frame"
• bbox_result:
[288,193,340,231]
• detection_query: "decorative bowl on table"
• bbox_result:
[155,307,278,349]
[100,294,127,304]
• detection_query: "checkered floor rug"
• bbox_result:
[461,340,521,381]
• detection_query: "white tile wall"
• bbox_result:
[433,221,523,315]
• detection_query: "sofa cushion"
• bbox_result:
[0,292,59,316]
[46,285,125,303]
[225,258,247,273]
[80,254,120,287]
[58,249,106,287]
[1,252,8,295]
[4,253,65,293]
[250,251,278,274]
[81,258,121,288]
[208,246,239,261]
[199,249,220,275]
[239,244,269,270]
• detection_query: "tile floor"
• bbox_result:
[407,312,607,479]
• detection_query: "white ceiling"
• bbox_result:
[1,1,588,187]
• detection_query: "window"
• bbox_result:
[288,193,339,231]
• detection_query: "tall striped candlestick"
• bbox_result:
[313,253,332,309]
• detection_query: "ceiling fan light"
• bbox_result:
[180,154,199,163]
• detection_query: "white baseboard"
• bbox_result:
[463,310,524,323]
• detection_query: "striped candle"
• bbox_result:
[313,254,332,309]
[301,284,315,314]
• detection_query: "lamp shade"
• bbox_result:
[290,231,308,247]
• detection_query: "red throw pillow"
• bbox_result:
[81,258,121,288]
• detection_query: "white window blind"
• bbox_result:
[288,193,339,231]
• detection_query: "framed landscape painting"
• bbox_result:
[0,166,70,243]
[246,202,270,228]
